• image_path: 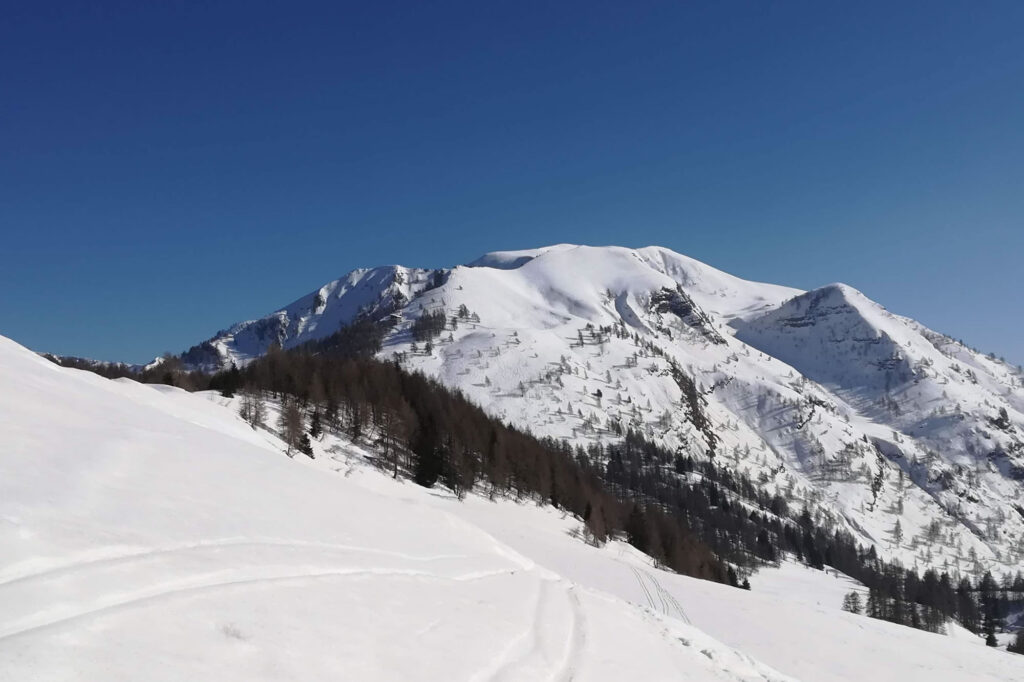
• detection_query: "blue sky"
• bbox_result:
[2,1,1022,365]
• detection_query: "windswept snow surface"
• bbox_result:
[3,334,1024,680]
[176,244,1024,576]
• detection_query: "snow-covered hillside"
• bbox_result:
[3,333,1023,680]
[176,244,1024,576]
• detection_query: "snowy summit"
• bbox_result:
[179,244,1024,576]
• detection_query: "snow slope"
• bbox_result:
[174,244,1024,576]
[0,333,796,681]
[3,333,1023,680]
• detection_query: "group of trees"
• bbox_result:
[843,569,1024,643]
[410,310,448,343]
[1011,630,1024,655]
[277,397,313,457]
[203,333,728,583]
[590,430,1024,640]
[44,352,211,389]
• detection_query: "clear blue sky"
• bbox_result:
[2,1,1022,365]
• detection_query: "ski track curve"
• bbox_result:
[470,578,587,682]
[645,569,692,625]
[471,577,550,682]
[0,565,515,643]
[550,585,586,682]
[628,564,692,625]
[0,538,473,590]
[630,565,656,610]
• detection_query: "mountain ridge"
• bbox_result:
[163,244,1024,576]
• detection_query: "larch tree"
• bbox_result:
[278,398,305,457]
[239,385,266,429]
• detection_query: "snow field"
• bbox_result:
[5,320,1023,680]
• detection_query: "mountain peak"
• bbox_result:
[818,281,861,297]
[465,243,582,270]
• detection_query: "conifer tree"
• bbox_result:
[219,363,242,397]
[625,504,649,553]
[980,571,1001,646]
[309,408,323,440]
[298,432,314,459]
[411,415,443,488]
[278,398,305,457]
[842,591,863,615]
[239,386,266,429]
[1009,630,1024,655]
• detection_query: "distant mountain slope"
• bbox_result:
[174,244,1024,576]
[175,265,443,370]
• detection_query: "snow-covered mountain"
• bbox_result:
[177,244,1024,576]
[4,332,1023,681]
[175,264,444,370]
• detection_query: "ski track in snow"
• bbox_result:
[629,564,692,624]
[473,578,552,682]
[630,564,656,610]
[556,585,587,682]
[0,565,517,643]
[474,579,587,682]
[0,538,473,589]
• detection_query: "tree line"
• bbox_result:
[213,342,727,582]
[589,429,1024,640]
